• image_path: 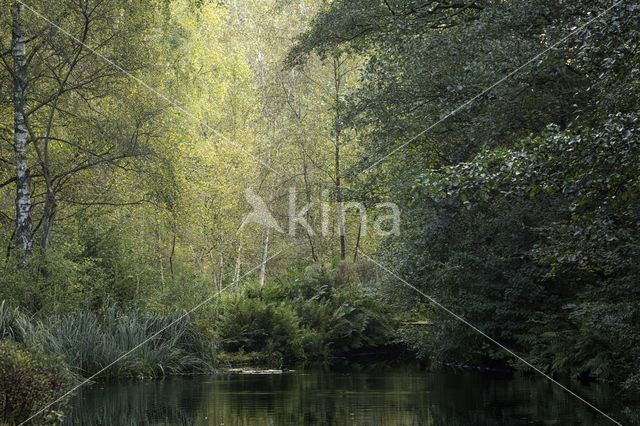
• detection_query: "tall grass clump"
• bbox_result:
[0,300,58,350]
[45,309,217,378]
[0,301,217,379]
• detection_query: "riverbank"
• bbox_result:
[3,261,638,424]
[0,266,401,423]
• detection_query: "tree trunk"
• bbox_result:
[302,150,318,262]
[336,143,345,260]
[159,258,165,289]
[41,188,56,253]
[333,57,346,261]
[353,221,362,262]
[232,240,242,289]
[12,1,33,267]
[258,227,270,287]
[169,233,176,281]
[218,254,224,292]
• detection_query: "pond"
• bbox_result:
[63,362,632,425]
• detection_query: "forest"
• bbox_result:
[0,0,639,424]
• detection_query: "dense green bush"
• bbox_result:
[0,340,75,425]
[0,242,109,314]
[214,265,397,363]
[0,220,205,316]
[326,283,396,354]
[288,265,396,356]
[216,296,303,362]
[395,113,640,386]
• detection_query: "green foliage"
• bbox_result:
[213,265,397,363]
[217,296,303,362]
[1,241,110,313]
[279,265,397,356]
[0,340,75,425]
[45,309,217,378]
[422,113,640,278]
[0,301,216,378]
[408,113,640,382]
[0,219,219,316]
[294,0,640,392]
[291,0,595,177]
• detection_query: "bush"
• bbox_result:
[0,340,75,425]
[286,266,397,355]
[216,296,303,362]
[326,285,396,354]
[0,242,110,314]
[214,265,397,363]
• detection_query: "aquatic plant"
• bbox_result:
[0,302,216,378]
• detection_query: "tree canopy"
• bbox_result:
[0,0,639,415]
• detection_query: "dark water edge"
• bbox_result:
[62,361,639,425]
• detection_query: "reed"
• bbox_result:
[0,301,216,379]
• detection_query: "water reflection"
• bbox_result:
[64,362,634,425]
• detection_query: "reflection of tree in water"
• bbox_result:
[407,371,625,426]
[64,363,635,425]
[63,377,207,425]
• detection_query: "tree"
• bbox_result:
[10,0,32,266]
[292,0,640,388]
[1,0,164,270]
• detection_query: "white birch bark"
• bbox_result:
[232,240,242,289]
[258,227,270,287]
[12,1,33,266]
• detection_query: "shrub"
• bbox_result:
[215,265,397,362]
[326,285,396,354]
[216,296,303,362]
[0,340,75,425]
[0,242,110,314]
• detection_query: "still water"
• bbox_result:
[63,362,633,425]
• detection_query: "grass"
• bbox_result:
[0,301,216,379]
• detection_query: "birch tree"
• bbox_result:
[2,0,161,266]
[11,0,33,266]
